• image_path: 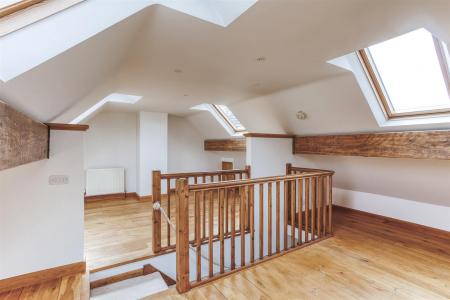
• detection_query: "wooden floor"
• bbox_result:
[146,206,450,300]
[85,195,241,271]
[84,197,154,271]
[0,273,88,300]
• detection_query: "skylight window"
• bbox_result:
[212,104,246,132]
[191,103,246,136]
[358,28,450,118]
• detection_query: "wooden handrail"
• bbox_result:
[161,168,249,179]
[188,171,334,191]
[175,167,335,293]
[152,166,251,254]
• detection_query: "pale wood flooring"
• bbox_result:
[84,197,154,271]
[146,207,450,300]
[0,273,88,300]
[85,195,238,271]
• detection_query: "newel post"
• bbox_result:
[152,170,162,253]
[176,179,190,293]
[285,163,292,175]
[245,165,252,178]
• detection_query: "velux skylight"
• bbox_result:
[358,28,450,118]
[191,104,246,136]
[212,104,246,132]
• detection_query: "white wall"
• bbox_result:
[333,188,450,231]
[0,130,84,279]
[83,113,246,197]
[137,112,168,196]
[85,111,137,193]
[246,137,293,257]
[168,115,245,172]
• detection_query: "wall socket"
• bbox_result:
[49,175,69,185]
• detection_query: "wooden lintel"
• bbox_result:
[244,133,295,138]
[46,123,89,131]
[204,139,246,152]
[0,101,49,171]
[294,130,450,160]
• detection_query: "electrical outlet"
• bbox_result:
[49,175,69,185]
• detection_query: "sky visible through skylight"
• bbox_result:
[368,28,450,113]
[215,105,246,131]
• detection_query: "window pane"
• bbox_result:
[368,28,450,113]
[215,105,246,131]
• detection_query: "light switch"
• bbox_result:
[49,175,69,185]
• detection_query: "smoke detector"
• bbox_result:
[296,111,307,120]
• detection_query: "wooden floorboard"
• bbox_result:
[85,195,241,271]
[0,274,82,300]
[145,207,450,300]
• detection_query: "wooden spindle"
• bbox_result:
[259,183,264,259]
[152,170,161,253]
[225,188,229,235]
[194,176,198,184]
[195,191,201,281]
[175,179,189,293]
[202,190,206,240]
[202,175,206,183]
[322,176,327,236]
[283,181,288,250]
[328,175,333,234]
[268,182,272,256]
[311,177,316,240]
[276,181,280,253]
[291,180,296,248]
[208,190,213,277]
[219,188,225,274]
[249,185,255,263]
[298,178,303,245]
[167,178,171,246]
[305,177,310,243]
[230,188,236,270]
[317,177,322,238]
[240,186,247,267]
[210,175,214,183]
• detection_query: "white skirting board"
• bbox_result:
[333,188,450,231]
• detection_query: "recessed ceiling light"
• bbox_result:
[183,94,189,97]
[174,69,183,73]
[256,57,266,62]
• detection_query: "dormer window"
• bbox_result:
[358,28,450,119]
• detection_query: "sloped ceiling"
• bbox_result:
[1,0,450,126]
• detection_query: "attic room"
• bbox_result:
[0,0,449,299]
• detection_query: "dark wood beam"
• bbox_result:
[294,130,450,160]
[244,133,295,138]
[0,101,49,171]
[204,139,246,152]
[46,123,89,131]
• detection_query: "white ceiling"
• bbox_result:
[1,0,450,123]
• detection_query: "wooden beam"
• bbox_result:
[244,133,295,138]
[46,123,89,131]
[294,130,450,159]
[204,139,246,151]
[0,101,49,171]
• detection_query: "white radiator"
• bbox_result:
[86,168,125,196]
